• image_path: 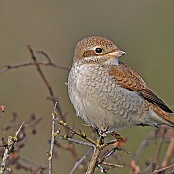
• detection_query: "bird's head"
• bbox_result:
[73,36,126,65]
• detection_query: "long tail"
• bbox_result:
[151,104,174,127]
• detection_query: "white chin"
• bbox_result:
[103,58,119,65]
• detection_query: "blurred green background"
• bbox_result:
[0,1,174,173]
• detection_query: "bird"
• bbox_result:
[68,36,174,133]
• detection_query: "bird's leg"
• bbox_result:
[97,127,110,138]
[95,127,124,142]
[94,127,109,145]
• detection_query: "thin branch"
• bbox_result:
[48,102,58,174]
[152,163,174,174]
[98,161,123,172]
[27,46,69,132]
[0,61,70,73]
[162,137,174,167]
[27,46,79,161]
[58,120,128,173]
[57,119,96,145]
[60,135,94,148]
[153,135,164,170]
[86,146,101,174]
[0,122,24,173]
[69,148,92,174]
[28,45,54,97]
[132,126,174,173]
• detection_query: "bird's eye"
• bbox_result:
[95,47,103,54]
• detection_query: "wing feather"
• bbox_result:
[107,62,173,113]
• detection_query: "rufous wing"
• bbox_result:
[107,61,173,113]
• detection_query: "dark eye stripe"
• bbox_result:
[83,50,98,57]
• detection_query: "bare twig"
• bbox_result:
[0,46,70,128]
[98,161,123,172]
[0,61,70,73]
[132,126,174,173]
[86,146,101,174]
[27,46,79,162]
[70,148,92,174]
[0,122,24,173]
[60,135,94,148]
[57,120,96,145]
[162,137,174,167]
[1,46,79,164]
[48,102,58,174]
[153,128,166,170]
[0,49,70,74]
[58,120,128,173]
[27,46,70,133]
[152,163,174,174]
[28,45,55,97]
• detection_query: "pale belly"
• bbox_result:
[68,64,149,131]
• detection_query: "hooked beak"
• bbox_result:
[107,50,126,58]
